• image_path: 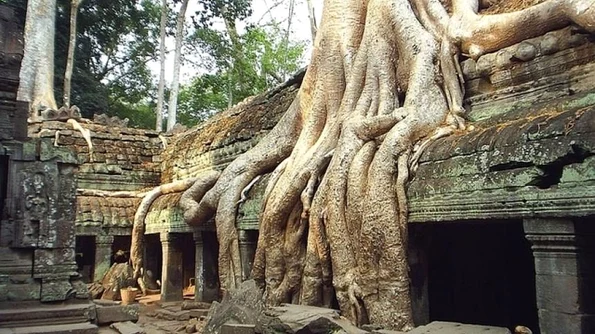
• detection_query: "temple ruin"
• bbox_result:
[1,2,594,333]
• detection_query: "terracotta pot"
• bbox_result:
[120,287,138,305]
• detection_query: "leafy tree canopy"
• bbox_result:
[54,0,162,127]
[177,20,306,128]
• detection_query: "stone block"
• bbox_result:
[535,274,594,313]
[181,300,211,310]
[220,324,255,334]
[533,253,585,276]
[33,249,78,279]
[175,310,191,321]
[0,322,98,334]
[110,321,146,334]
[96,305,139,325]
[155,309,176,321]
[188,309,209,318]
[538,309,595,334]
[40,277,75,302]
[408,322,511,333]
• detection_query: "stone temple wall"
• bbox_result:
[27,120,164,234]
[0,4,87,303]
[144,70,304,234]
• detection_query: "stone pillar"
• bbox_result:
[94,235,114,282]
[238,230,256,281]
[193,230,204,301]
[160,232,183,302]
[524,218,595,334]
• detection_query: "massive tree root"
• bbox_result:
[130,0,595,330]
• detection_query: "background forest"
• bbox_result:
[9,0,309,129]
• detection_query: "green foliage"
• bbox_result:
[42,0,304,129]
[191,0,252,28]
[177,74,227,126]
[177,22,306,127]
[54,0,161,128]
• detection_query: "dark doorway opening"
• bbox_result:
[112,235,131,263]
[144,233,162,290]
[75,236,96,283]
[426,220,539,333]
[179,233,195,297]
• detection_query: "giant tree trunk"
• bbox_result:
[18,0,58,120]
[155,0,167,132]
[63,0,82,108]
[166,0,189,131]
[149,0,595,331]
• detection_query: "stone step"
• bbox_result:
[0,302,95,328]
[0,322,98,334]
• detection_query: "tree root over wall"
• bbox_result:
[130,0,595,330]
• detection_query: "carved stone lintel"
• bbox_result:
[96,235,114,245]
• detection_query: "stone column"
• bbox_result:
[238,230,256,281]
[193,230,204,301]
[524,218,594,334]
[160,232,183,302]
[94,235,114,282]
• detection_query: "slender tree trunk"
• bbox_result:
[155,0,168,132]
[18,0,58,120]
[305,0,317,44]
[166,0,189,131]
[222,13,244,106]
[63,0,82,108]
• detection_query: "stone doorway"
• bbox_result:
[145,233,162,288]
[180,233,195,295]
[75,236,96,283]
[112,235,131,264]
[424,220,539,333]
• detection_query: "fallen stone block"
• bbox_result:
[204,280,265,334]
[155,309,176,320]
[96,305,139,325]
[220,323,256,334]
[110,321,146,334]
[188,309,209,318]
[93,299,120,306]
[371,330,406,334]
[181,301,211,310]
[408,322,511,334]
[175,310,191,321]
[258,304,367,334]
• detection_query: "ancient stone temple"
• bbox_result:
[137,27,594,333]
[0,4,97,332]
[1,2,594,333]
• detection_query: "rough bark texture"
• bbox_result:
[17,0,58,119]
[166,0,189,131]
[63,0,81,108]
[162,0,595,331]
